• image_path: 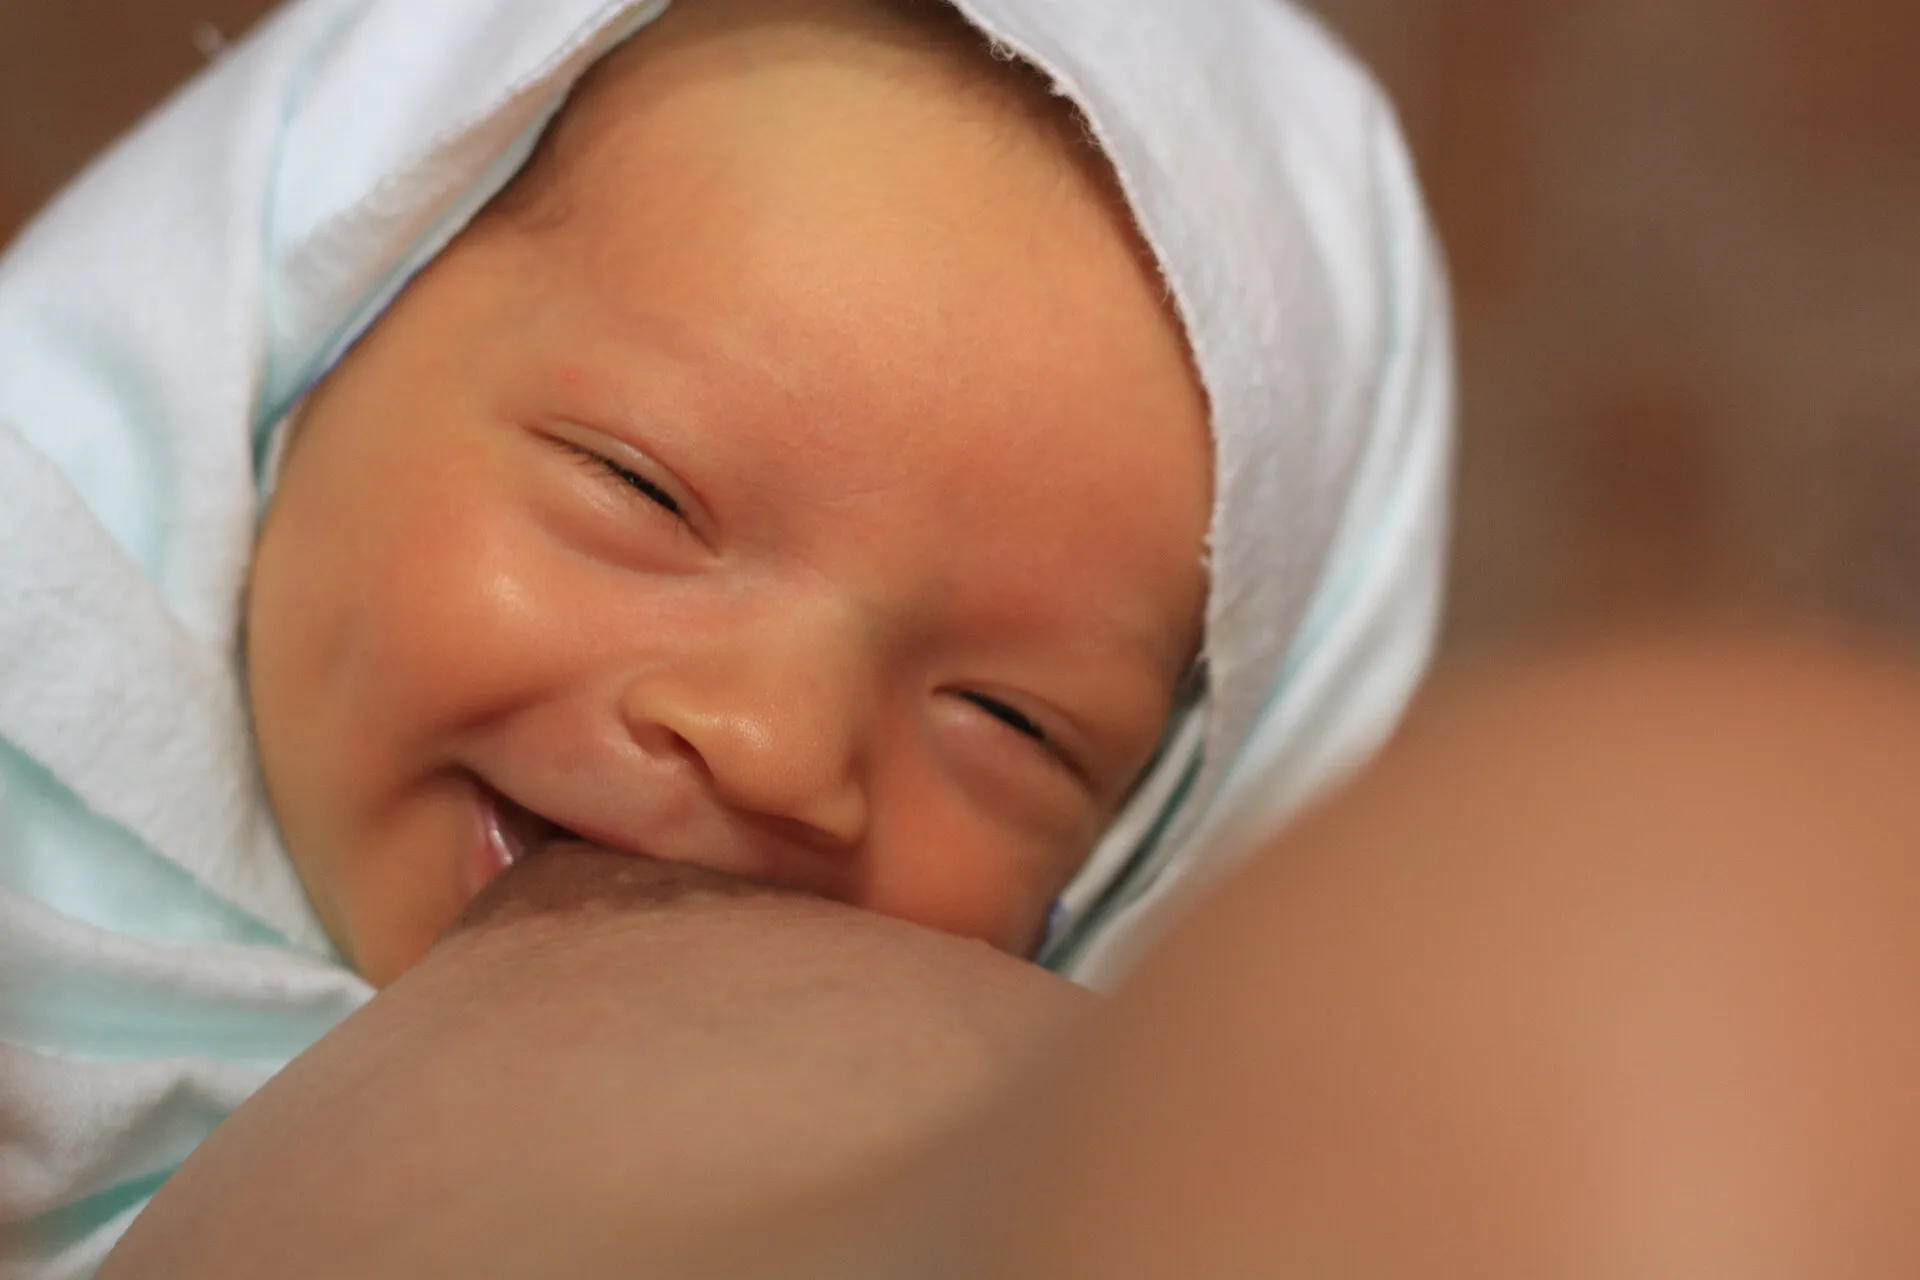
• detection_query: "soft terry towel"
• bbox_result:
[0,0,1451,1274]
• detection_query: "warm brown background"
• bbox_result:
[4,0,1919,657]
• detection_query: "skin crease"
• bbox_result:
[245,0,1213,985]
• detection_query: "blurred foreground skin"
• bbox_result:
[97,846,1093,1279]
[104,631,1920,1276]
[991,629,1920,1276]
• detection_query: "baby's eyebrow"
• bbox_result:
[569,294,797,410]
[544,303,833,479]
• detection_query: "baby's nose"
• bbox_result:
[630,701,868,847]
[618,629,870,849]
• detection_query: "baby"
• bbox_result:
[1,0,1450,1272]
[246,0,1211,984]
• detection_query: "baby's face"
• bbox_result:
[246,1,1210,984]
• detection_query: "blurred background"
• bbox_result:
[3,0,1919,658]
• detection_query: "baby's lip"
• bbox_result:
[465,784,574,895]
[464,773,826,896]
[538,808,756,880]
[472,779,678,873]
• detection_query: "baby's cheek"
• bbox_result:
[351,499,582,733]
[861,801,1074,954]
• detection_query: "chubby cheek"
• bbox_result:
[349,509,562,736]
[251,430,596,974]
[324,412,630,748]
[856,794,1083,956]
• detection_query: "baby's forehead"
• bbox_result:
[487,0,1103,239]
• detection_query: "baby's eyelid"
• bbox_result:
[960,691,1046,742]
[546,421,706,532]
[593,449,681,516]
[956,689,1093,788]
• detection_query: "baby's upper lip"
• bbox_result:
[527,807,643,861]
[486,786,575,859]
[475,774,786,886]
[478,780,641,865]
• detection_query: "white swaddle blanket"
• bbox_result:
[0,0,1451,1274]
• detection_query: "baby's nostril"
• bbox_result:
[630,720,712,781]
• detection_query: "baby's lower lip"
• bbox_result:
[462,785,561,898]
[461,792,516,899]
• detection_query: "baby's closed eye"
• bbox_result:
[957,690,1048,745]
[549,435,684,519]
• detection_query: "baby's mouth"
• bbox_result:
[469,785,575,894]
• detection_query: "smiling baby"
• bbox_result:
[246,0,1211,984]
[1,0,1452,1270]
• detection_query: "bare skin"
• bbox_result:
[102,629,1920,1276]
[990,629,1920,1275]
[98,845,1093,1279]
